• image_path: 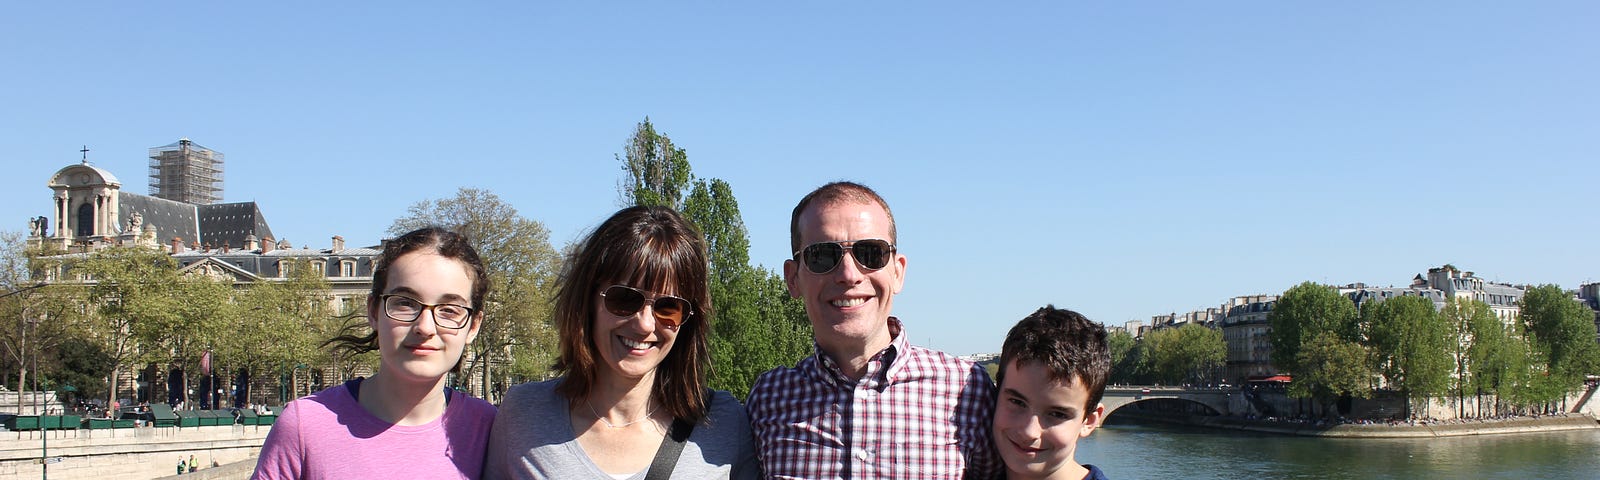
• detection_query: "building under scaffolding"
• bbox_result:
[149,138,224,205]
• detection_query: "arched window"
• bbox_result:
[76,203,94,237]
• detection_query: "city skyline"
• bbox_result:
[4,2,1596,356]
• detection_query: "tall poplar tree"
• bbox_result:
[617,119,812,398]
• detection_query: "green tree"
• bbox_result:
[1107,329,1138,385]
[1290,332,1371,418]
[50,335,112,404]
[391,187,564,400]
[77,245,188,406]
[1519,284,1600,407]
[617,121,811,398]
[226,258,340,403]
[1454,298,1525,417]
[618,117,693,209]
[680,179,811,398]
[1143,324,1225,385]
[0,231,84,410]
[137,270,234,406]
[1270,282,1359,376]
[1361,295,1451,418]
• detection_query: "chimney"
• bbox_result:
[245,235,258,251]
[332,235,345,252]
[170,237,185,254]
[262,236,275,254]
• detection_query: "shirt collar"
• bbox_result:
[810,317,910,388]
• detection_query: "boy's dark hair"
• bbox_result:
[997,305,1111,410]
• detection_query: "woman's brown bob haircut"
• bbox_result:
[553,205,713,424]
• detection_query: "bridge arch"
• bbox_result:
[1099,386,1236,417]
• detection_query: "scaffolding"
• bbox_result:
[148,138,224,205]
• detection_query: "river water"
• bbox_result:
[1076,419,1600,479]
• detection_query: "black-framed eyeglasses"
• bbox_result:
[379,294,475,330]
[599,285,695,328]
[793,239,896,274]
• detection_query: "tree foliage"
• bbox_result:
[1453,298,1528,417]
[1361,295,1452,407]
[77,245,194,405]
[225,258,341,402]
[391,187,564,399]
[1518,284,1600,396]
[1289,332,1371,417]
[681,179,810,397]
[0,232,84,408]
[1106,329,1139,385]
[1270,282,1359,376]
[1142,323,1225,385]
[618,117,693,209]
[618,120,811,399]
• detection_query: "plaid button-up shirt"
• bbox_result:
[747,318,1001,480]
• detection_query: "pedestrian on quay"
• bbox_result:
[252,227,497,479]
[485,206,760,479]
[746,181,1001,479]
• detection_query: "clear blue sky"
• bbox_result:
[4,2,1596,356]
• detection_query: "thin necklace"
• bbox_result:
[586,399,661,429]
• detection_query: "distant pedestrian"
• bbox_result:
[178,458,186,475]
[190,454,198,472]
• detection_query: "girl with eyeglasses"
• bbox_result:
[486,206,760,479]
[253,227,497,480]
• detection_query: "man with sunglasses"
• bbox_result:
[746,181,1002,480]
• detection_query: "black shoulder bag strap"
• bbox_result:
[644,418,695,480]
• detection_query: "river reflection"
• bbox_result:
[1077,418,1600,479]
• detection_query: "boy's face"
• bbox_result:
[993,360,1104,480]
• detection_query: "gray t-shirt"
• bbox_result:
[484,379,761,480]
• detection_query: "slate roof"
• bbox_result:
[115,193,273,250]
[197,202,274,249]
[117,192,200,244]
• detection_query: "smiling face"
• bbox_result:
[783,199,905,357]
[993,360,1104,480]
[589,282,683,385]
[367,252,481,385]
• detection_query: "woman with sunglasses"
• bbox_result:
[253,227,497,480]
[485,206,759,479]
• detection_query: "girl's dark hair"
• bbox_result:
[553,206,712,424]
[325,227,489,369]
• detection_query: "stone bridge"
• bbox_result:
[1100,386,1239,417]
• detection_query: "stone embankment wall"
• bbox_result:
[0,424,267,480]
[1120,410,1599,438]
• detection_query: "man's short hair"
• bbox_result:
[789,181,896,254]
[997,305,1111,410]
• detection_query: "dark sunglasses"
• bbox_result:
[793,239,896,274]
[600,285,695,327]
